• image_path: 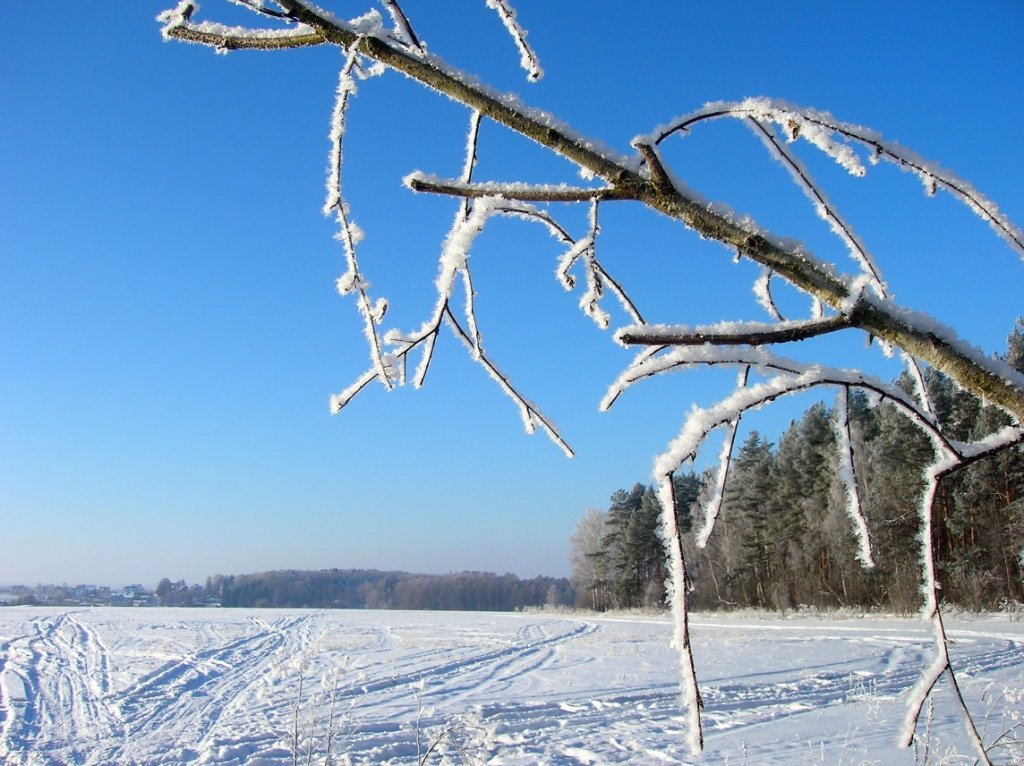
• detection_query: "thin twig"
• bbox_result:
[486,0,543,81]
[444,306,573,457]
[746,117,886,292]
[406,174,627,202]
[618,314,854,347]
[380,0,423,52]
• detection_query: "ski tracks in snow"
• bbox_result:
[0,611,120,765]
[352,619,596,712]
[105,612,322,764]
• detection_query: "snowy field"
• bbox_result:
[0,608,1021,765]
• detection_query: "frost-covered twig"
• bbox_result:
[158,1,323,49]
[617,314,854,347]
[326,41,392,390]
[753,269,785,321]
[605,346,936,425]
[229,0,291,21]
[642,98,1024,259]
[444,306,573,457]
[900,456,993,765]
[694,366,749,549]
[405,173,626,202]
[564,200,611,329]
[745,117,886,293]
[485,0,543,81]
[380,0,423,53]
[902,351,937,419]
[834,386,873,567]
[655,473,704,753]
[458,112,482,222]
[453,112,484,355]
[335,196,588,455]
[650,369,856,478]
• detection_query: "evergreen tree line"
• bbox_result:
[571,322,1024,613]
[155,569,574,611]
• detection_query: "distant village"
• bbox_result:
[1,583,170,608]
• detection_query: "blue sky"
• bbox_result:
[2,2,1021,586]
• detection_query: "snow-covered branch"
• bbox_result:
[834,386,873,567]
[444,306,572,457]
[642,97,1024,260]
[380,0,423,53]
[485,0,543,82]
[693,366,749,549]
[602,344,963,457]
[331,191,639,456]
[404,173,627,202]
[617,315,854,347]
[745,116,886,293]
[159,1,323,49]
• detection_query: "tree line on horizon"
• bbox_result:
[155,569,574,611]
[571,322,1024,613]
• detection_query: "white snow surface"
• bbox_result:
[0,608,1021,765]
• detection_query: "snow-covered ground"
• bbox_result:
[0,608,1020,765]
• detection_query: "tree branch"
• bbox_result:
[162,18,324,50]
[380,0,423,53]
[231,0,291,20]
[634,141,676,196]
[165,3,1024,422]
[745,117,886,292]
[645,98,1024,258]
[617,315,854,347]
[405,173,629,202]
[443,306,573,458]
[486,0,543,82]
[264,1,1024,423]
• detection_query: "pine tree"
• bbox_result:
[719,432,776,606]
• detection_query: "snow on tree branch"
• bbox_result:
[485,0,543,82]
[616,315,855,347]
[745,116,886,294]
[601,345,964,457]
[158,1,324,49]
[693,366,749,549]
[834,386,873,567]
[330,189,638,457]
[655,473,704,754]
[325,40,391,390]
[641,97,1024,260]
[900,453,993,764]
[753,268,785,321]
[379,0,423,53]
[404,173,628,202]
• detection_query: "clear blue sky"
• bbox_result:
[2,2,1021,586]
